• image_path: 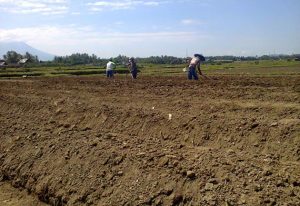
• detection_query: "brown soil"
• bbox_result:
[0,182,48,206]
[0,75,300,206]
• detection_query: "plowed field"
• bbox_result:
[1,75,300,206]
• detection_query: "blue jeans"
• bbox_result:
[131,70,137,79]
[188,66,198,80]
[106,70,114,78]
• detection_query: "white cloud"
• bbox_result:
[0,0,68,15]
[89,7,103,12]
[144,1,160,6]
[0,25,208,57]
[181,19,204,25]
[71,11,81,15]
[87,0,163,11]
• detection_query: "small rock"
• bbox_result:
[158,157,169,167]
[253,142,259,147]
[250,123,259,129]
[34,148,43,158]
[204,183,214,191]
[240,121,247,125]
[106,174,114,181]
[55,108,62,114]
[270,122,278,127]
[208,178,219,184]
[227,149,235,155]
[117,171,123,176]
[186,171,196,179]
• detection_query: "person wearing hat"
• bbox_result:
[128,57,138,79]
[187,54,206,80]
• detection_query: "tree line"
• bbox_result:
[53,54,186,65]
[2,51,300,66]
[2,51,39,64]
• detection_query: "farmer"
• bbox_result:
[106,59,116,78]
[187,54,206,80]
[128,57,138,79]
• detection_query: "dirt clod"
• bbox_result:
[186,171,196,179]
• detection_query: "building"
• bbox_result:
[18,58,29,64]
[0,60,8,68]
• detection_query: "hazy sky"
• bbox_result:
[0,0,299,57]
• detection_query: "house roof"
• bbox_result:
[0,60,8,66]
[18,58,28,64]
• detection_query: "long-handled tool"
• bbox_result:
[200,73,212,80]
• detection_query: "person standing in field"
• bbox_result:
[187,54,206,80]
[106,59,116,78]
[128,57,138,79]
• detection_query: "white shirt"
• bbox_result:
[106,61,115,71]
[189,57,200,67]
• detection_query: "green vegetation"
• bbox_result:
[0,65,129,78]
[0,60,299,78]
[1,51,300,78]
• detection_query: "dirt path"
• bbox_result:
[0,75,299,205]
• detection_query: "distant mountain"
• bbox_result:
[0,41,55,61]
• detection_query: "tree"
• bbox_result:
[3,51,22,63]
[53,53,105,65]
[113,55,129,65]
[24,52,39,63]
